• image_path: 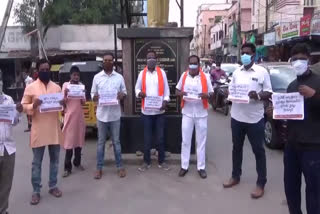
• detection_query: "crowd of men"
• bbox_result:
[0,42,319,214]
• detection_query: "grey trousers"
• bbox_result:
[0,148,15,214]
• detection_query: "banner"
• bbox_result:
[0,104,16,123]
[227,84,250,103]
[144,96,163,110]
[300,15,312,36]
[98,90,119,106]
[272,92,304,120]
[39,93,64,113]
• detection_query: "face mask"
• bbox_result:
[38,72,51,83]
[241,54,253,66]
[292,60,308,76]
[147,59,157,68]
[189,64,199,70]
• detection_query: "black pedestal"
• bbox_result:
[120,115,195,154]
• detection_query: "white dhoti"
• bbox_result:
[181,115,208,170]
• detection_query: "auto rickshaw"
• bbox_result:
[58,61,102,131]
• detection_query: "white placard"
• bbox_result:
[0,104,16,123]
[272,92,304,120]
[183,86,201,101]
[99,90,119,106]
[144,96,163,110]
[39,93,64,113]
[228,84,250,103]
[67,84,85,99]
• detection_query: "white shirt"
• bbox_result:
[230,64,272,124]
[0,94,20,156]
[135,68,170,115]
[25,76,33,86]
[176,72,213,118]
[91,70,127,123]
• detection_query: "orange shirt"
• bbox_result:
[22,79,63,148]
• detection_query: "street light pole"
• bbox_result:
[0,0,14,49]
[265,0,268,32]
[237,0,241,62]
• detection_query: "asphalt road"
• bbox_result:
[7,109,302,214]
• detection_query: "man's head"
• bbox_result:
[241,43,256,67]
[37,58,51,84]
[188,55,200,76]
[70,66,81,84]
[103,53,114,72]
[146,50,157,70]
[216,62,221,69]
[290,43,311,76]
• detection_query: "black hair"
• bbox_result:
[147,50,157,58]
[241,42,256,53]
[188,55,200,64]
[70,66,80,74]
[36,58,50,69]
[291,43,311,57]
[103,52,114,60]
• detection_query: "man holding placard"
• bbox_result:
[0,80,23,214]
[22,59,64,205]
[279,44,320,214]
[135,50,170,172]
[61,66,86,178]
[223,43,272,199]
[91,53,127,179]
[176,55,213,179]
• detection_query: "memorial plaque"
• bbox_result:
[133,39,179,114]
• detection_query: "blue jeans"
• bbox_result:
[231,118,267,188]
[142,114,165,165]
[97,120,123,170]
[31,145,60,193]
[284,145,320,214]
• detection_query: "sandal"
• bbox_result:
[30,193,40,205]
[94,170,102,180]
[49,187,62,198]
[117,168,126,178]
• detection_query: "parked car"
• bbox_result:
[221,63,240,77]
[260,62,297,149]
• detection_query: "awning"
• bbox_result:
[51,64,61,72]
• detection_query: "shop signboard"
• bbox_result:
[311,13,320,35]
[281,22,300,40]
[300,15,312,36]
[264,32,276,46]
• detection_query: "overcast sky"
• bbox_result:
[1,0,226,27]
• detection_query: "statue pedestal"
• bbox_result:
[118,27,195,154]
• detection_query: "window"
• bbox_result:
[252,24,255,30]
[209,18,215,23]
[214,35,216,43]
[252,0,255,15]
[208,44,211,49]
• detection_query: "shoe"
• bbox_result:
[24,129,30,132]
[223,178,240,188]
[94,170,102,179]
[117,168,126,178]
[138,163,151,172]
[30,193,40,205]
[48,187,62,198]
[62,171,71,178]
[158,162,171,171]
[251,186,265,199]
[178,168,188,177]
[198,169,207,179]
[75,165,85,171]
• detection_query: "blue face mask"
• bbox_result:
[241,54,253,66]
[189,64,199,70]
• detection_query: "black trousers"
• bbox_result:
[64,147,82,172]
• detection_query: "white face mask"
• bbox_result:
[292,60,308,76]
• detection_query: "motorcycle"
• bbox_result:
[211,78,230,116]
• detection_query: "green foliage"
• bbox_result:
[14,0,122,32]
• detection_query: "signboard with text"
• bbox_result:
[311,14,320,35]
[281,22,300,40]
[300,15,312,36]
[133,39,179,114]
[272,93,304,120]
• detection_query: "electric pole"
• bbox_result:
[0,0,14,49]
[265,0,268,32]
[35,0,45,59]
[237,0,241,62]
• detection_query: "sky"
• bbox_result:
[1,0,227,27]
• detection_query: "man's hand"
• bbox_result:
[16,103,23,113]
[117,92,126,100]
[266,106,273,118]
[199,93,209,100]
[64,88,69,97]
[59,99,66,107]
[176,90,187,97]
[138,92,146,99]
[160,100,168,111]
[93,94,99,102]
[299,85,316,98]
[33,99,42,110]
[248,91,259,100]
